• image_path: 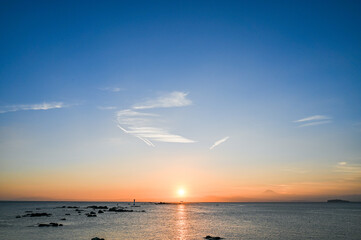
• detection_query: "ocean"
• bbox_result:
[0,201,360,239]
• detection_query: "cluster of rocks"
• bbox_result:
[38,222,63,227]
[108,207,134,212]
[13,205,221,240]
[15,204,146,227]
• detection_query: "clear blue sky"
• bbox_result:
[0,0,360,201]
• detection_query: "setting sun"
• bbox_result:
[178,189,185,197]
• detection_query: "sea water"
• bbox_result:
[0,201,360,240]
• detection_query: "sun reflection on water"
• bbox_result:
[176,204,188,240]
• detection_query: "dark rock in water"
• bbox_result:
[204,236,223,240]
[22,213,51,217]
[65,213,71,216]
[25,210,33,213]
[98,210,104,213]
[91,238,104,240]
[67,206,79,208]
[90,211,96,214]
[87,205,108,209]
[86,213,97,217]
[327,199,350,203]
[15,215,21,218]
[108,207,133,212]
[38,223,63,227]
[155,202,171,205]
[60,218,66,220]
[36,208,41,210]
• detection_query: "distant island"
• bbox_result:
[327,199,350,203]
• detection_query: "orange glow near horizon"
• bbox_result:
[0,159,360,202]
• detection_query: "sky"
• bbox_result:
[0,0,361,202]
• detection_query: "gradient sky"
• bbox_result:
[1,0,361,201]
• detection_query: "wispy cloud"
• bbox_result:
[209,136,229,150]
[115,91,195,146]
[133,91,192,110]
[298,120,332,127]
[116,109,195,146]
[294,115,332,127]
[294,115,331,122]
[334,162,361,174]
[99,87,123,92]
[0,102,65,114]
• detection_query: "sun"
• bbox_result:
[178,188,185,197]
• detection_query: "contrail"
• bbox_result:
[210,136,230,150]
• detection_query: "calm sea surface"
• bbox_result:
[0,201,360,240]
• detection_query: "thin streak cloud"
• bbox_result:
[133,91,192,109]
[294,115,332,127]
[210,136,230,150]
[294,115,331,122]
[298,120,331,127]
[0,102,65,114]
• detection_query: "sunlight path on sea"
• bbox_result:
[176,204,188,240]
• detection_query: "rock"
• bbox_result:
[15,215,21,218]
[98,210,104,213]
[65,213,71,216]
[38,223,63,227]
[86,213,97,217]
[91,238,105,240]
[22,213,51,217]
[204,236,223,240]
[60,218,66,220]
[87,205,108,209]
